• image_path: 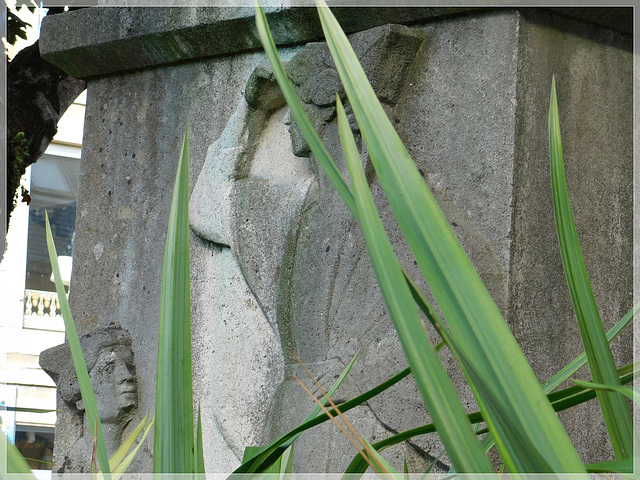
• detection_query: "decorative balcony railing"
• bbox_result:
[23,290,65,332]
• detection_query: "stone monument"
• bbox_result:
[37,6,633,474]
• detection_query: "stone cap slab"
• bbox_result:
[38,7,474,78]
[40,6,632,79]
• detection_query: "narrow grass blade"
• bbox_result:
[254,3,456,357]
[110,414,154,479]
[572,380,640,406]
[91,417,99,473]
[153,129,195,473]
[337,98,492,473]
[292,362,402,480]
[241,444,294,480]
[358,437,401,480]
[344,363,636,478]
[46,212,111,475]
[194,406,205,474]
[317,1,586,474]
[424,457,440,475]
[482,304,638,455]
[108,413,151,470]
[253,1,355,216]
[549,77,633,459]
[548,363,636,413]
[585,458,633,473]
[281,444,294,478]
[542,301,639,392]
[2,407,57,414]
[238,364,411,476]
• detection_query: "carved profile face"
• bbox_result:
[88,344,137,423]
[40,325,138,425]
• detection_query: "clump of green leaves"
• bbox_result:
[13,131,30,163]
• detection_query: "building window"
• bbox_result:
[23,147,80,331]
[14,428,55,472]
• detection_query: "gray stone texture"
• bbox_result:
[39,6,633,475]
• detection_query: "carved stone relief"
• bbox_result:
[39,324,138,473]
[189,23,443,472]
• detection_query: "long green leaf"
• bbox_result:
[254,2,455,359]
[585,458,633,474]
[316,2,587,474]
[106,414,154,480]
[233,341,451,476]
[194,407,205,474]
[242,444,294,480]
[2,407,57,414]
[572,380,640,406]
[253,1,355,217]
[357,437,402,480]
[481,303,638,455]
[337,97,491,473]
[46,212,111,476]
[549,77,633,459]
[548,363,636,413]
[344,362,637,478]
[108,413,151,471]
[153,129,195,473]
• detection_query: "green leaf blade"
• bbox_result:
[542,301,638,393]
[153,130,195,473]
[549,78,634,459]
[46,212,111,476]
[235,352,359,474]
[315,2,587,474]
[109,414,154,480]
[337,98,492,473]
[194,407,206,474]
[3,430,36,478]
[108,412,150,470]
[572,380,640,406]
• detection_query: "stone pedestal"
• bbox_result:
[39,6,632,474]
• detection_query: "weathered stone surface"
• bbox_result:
[39,6,633,475]
[509,8,633,459]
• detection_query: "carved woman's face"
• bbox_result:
[89,345,137,423]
